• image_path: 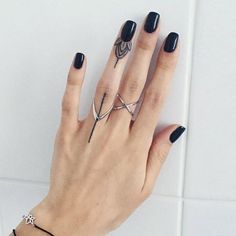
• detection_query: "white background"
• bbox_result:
[0,0,236,235]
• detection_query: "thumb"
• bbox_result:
[141,125,186,197]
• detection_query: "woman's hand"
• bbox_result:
[16,12,185,236]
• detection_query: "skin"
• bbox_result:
[13,15,181,236]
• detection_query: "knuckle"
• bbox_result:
[124,79,140,95]
[142,186,153,199]
[67,74,81,86]
[158,60,171,71]
[55,128,71,147]
[145,89,165,107]
[156,147,169,165]
[61,97,72,115]
[96,80,115,97]
[158,57,176,72]
[137,38,153,52]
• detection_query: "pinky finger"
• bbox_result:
[60,53,86,132]
[141,125,186,197]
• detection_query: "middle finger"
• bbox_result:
[109,12,160,125]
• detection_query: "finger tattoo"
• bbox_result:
[114,20,136,68]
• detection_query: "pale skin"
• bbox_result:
[12,13,184,236]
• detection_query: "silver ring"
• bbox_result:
[113,93,139,116]
[93,100,113,121]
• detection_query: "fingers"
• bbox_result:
[110,12,160,124]
[60,53,86,131]
[132,32,180,136]
[141,125,186,196]
[83,20,137,143]
[88,20,136,126]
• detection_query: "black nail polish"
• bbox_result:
[144,12,160,33]
[169,126,186,143]
[164,32,179,52]
[74,53,85,69]
[121,20,137,42]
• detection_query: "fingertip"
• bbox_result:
[143,11,161,34]
[156,34,180,71]
[152,124,184,146]
[163,32,179,53]
[169,125,186,144]
[68,52,87,81]
[158,32,180,64]
[73,52,85,69]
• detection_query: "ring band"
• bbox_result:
[113,93,139,116]
[93,100,113,121]
[92,93,113,121]
[88,93,113,143]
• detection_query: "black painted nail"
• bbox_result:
[121,20,137,42]
[74,53,85,69]
[169,126,186,143]
[144,12,160,33]
[164,32,179,52]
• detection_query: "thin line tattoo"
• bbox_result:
[114,37,132,68]
[88,93,108,143]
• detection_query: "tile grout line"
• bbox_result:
[179,0,198,200]
[184,196,236,204]
[0,177,49,186]
[0,205,3,236]
[178,0,199,235]
[152,192,236,203]
[2,177,236,203]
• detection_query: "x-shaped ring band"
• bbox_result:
[113,93,139,116]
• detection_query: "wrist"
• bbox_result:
[28,197,107,236]
[15,221,47,236]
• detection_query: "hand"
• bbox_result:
[15,12,185,236]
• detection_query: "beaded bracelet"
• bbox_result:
[13,213,54,236]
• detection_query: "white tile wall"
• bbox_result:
[110,196,181,236]
[182,200,236,236]
[0,0,236,235]
[184,0,236,201]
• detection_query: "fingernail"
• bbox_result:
[121,20,137,42]
[144,12,160,33]
[74,52,85,69]
[164,32,179,52]
[169,126,186,143]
